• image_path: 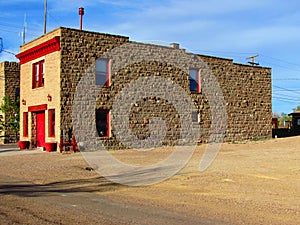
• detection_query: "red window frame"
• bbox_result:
[32,60,44,89]
[189,68,201,93]
[96,110,111,138]
[23,112,28,137]
[48,109,55,137]
[96,59,111,86]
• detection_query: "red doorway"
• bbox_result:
[36,111,45,147]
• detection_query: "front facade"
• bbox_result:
[0,61,20,143]
[17,27,272,151]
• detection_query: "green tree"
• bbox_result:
[0,96,20,141]
[277,112,292,128]
[292,105,300,112]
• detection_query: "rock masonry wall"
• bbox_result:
[59,28,129,142]
[60,28,271,148]
[0,61,20,143]
[2,61,20,102]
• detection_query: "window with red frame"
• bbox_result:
[189,68,201,93]
[32,60,44,88]
[96,59,110,86]
[48,109,55,137]
[23,112,28,137]
[96,109,110,138]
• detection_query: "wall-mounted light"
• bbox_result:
[47,94,52,102]
[22,99,26,105]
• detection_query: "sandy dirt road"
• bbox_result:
[0,136,299,224]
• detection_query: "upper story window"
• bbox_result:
[189,68,201,93]
[96,59,110,86]
[32,60,44,89]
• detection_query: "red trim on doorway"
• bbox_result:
[48,109,55,137]
[107,111,111,138]
[28,104,48,112]
[16,36,60,65]
[23,112,28,137]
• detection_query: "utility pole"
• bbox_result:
[246,54,259,66]
[44,0,48,34]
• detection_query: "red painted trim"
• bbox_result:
[23,112,28,137]
[107,111,111,138]
[48,109,55,137]
[197,70,201,93]
[106,60,111,86]
[28,104,47,112]
[16,36,60,65]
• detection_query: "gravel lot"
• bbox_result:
[0,136,299,224]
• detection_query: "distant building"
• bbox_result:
[0,61,20,143]
[16,27,272,151]
[288,110,300,134]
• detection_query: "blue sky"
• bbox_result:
[1,0,300,114]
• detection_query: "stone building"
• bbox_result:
[16,27,272,151]
[0,61,20,143]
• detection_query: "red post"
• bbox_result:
[79,7,84,30]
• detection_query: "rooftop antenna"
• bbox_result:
[22,13,26,44]
[44,0,48,34]
[0,38,3,52]
[246,54,259,66]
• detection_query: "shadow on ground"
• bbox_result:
[0,176,123,197]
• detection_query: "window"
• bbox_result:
[48,109,55,137]
[96,109,110,137]
[96,59,110,86]
[192,111,200,123]
[297,118,300,126]
[189,69,201,93]
[15,88,20,99]
[23,112,28,137]
[32,60,44,88]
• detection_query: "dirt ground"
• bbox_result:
[0,136,299,224]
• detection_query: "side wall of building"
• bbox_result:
[58,30,271,149]
[59,28,129,142]
[0,61,20,143]
[198,55,272,142]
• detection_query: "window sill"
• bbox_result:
[96,136,111,139]
[32,86,45,90]
[190,91,202,94]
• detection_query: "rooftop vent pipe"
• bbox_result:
[170,43,180,49]
[79,7,84,30]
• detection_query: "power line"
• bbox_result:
[273,78,300,80]
[273,85,300,93]
[260,54,300,68]
[273,92,300,98]
[272,96,300,103]
[273,89,300,92]
[273,94,300,101]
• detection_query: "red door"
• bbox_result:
[36,111,45,147]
